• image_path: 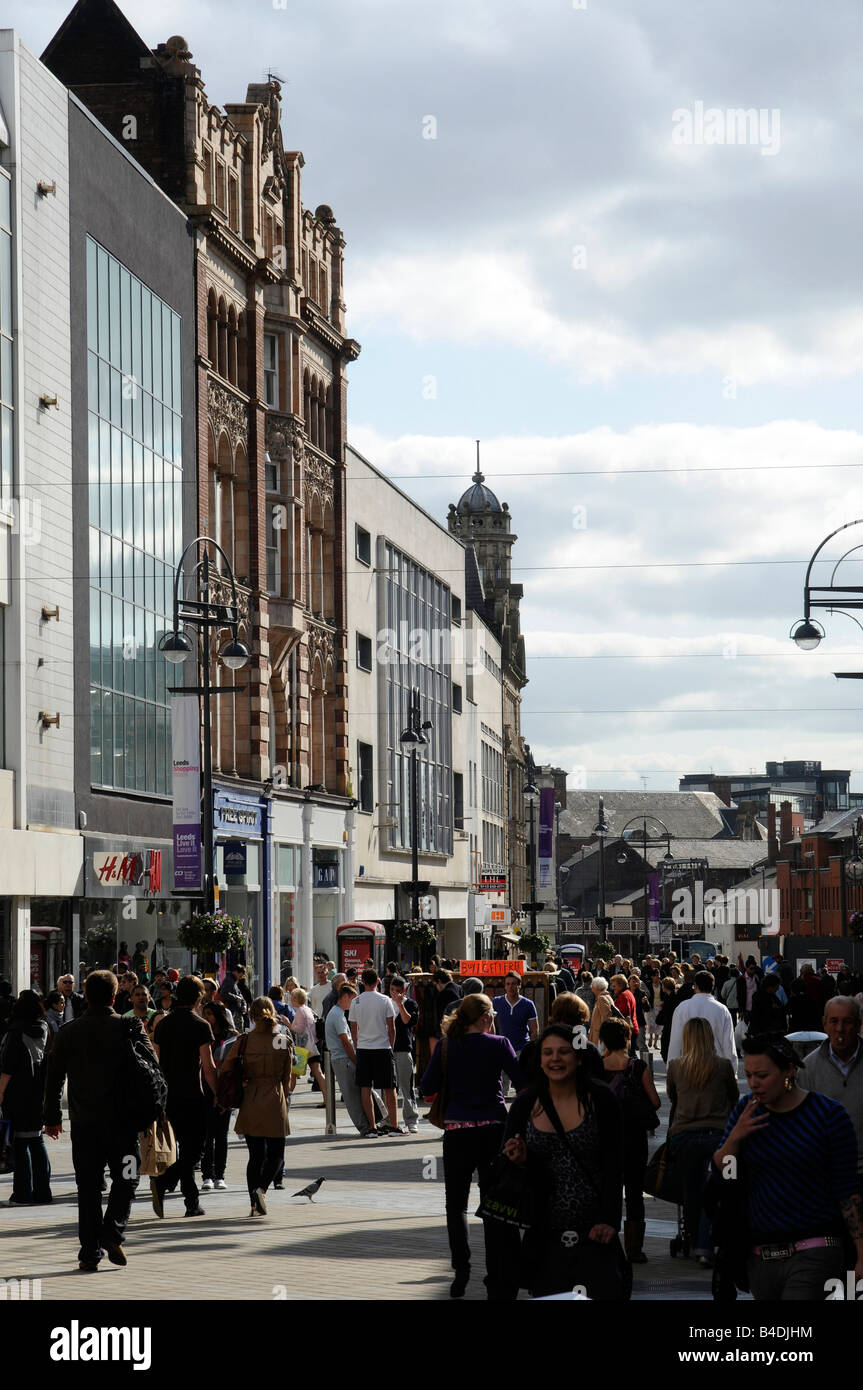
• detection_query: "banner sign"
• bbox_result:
[172,695,201,891]
[459,960,524,977]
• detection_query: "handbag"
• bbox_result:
[215,1033,248,1112]
[608,1060,660,1132]
[643,1140,684,1204]
[139,1114,177,1177]
[426,1038,449,1129]
[476,1152,536,1229]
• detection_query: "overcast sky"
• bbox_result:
[16,0,863,790]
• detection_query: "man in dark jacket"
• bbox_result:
[45,969,155,1271]
[432,969,462,1038]
[56,973,86,1025]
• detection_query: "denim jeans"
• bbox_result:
[202,1106,231,1181]
[668,1127,724,1252]
[160,1097,208,1211]
[747,1244,845,1300]
[70,1123,140,1263]
[12,1135,52,1203]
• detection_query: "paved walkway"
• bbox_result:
[0,1060,744,1302]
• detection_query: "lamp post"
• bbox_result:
[594,796,611,936]
[399,687,432,934]
[523,748,540,937]
[615,815,673,960]
[159,537,250,913]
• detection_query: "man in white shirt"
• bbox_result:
[348,968,401,1136]
[308,961,331,1018]
[666,971,737,1067]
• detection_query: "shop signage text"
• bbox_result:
[94,850,162,893]
[459,960,524,977]
[480,874,507,892]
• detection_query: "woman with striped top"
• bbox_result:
[713,1033,863,1300]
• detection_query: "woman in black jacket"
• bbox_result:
[0,990,53,1205]
[502,1024,627,1299]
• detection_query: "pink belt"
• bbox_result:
[751,1235,843,1259]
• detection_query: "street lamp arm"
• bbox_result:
[173,535,243,628]
[802,519,863,615]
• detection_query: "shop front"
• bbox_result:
[270,796,351,990]
[80,835,192,981]
[213,787,269,995]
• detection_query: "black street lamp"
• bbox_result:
[399,688,432,935]
[791,519,863,670]
[594,796,611,935]
[159,536,250,913]
[615,814,673,959]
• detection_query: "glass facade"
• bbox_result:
[381,541,453,855]
[0,171,12,508]
[87,238,183,794]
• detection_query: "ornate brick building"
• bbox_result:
[44,0,361,985]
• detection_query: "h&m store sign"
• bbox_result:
[92,849,164,894]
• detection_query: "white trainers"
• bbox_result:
[214,1179,227,1190]
[407,1124,418,1133]
[201,1179,214,1192]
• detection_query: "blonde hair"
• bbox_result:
[291,987,307,1006]
[443,993,493,1041]
[678,1016,720,1091]
[250,996,278,1032]
[550,991,590,1026]
[610,974,630,992]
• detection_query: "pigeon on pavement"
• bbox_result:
[292,1177,325,1201]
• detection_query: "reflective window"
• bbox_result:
[87,237,182,795]
[0,171,12,505]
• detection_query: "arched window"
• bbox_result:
[307,492,324,616]
[324,658,337,792]
[325,383,335,460]
[309,375,319,448]
[215,431,234,568]
[319,266,327,314]
[217,297,228,379]
[303,369,311,438]
[233,441,249,583]
[227,305,238,386]
[310,654,326,788]
[207,289,218,365]
[317,380,327,455]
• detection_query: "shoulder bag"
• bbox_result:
[215,1032,249,1112]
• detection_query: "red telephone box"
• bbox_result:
[337,921,387,975]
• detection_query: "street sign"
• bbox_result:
[490,907,512,926]
[826,958,846,975]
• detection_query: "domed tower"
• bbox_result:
[447,443,528,917]
[447,443,526,684]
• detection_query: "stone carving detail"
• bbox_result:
[210,571,252,626]
[303,450,334,507]
[266,415,305,465]
[306,623,335,684]
[208,379,248,453]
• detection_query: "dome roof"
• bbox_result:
[456,466,502,515]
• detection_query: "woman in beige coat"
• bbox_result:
[221,996,293,1217]
[589,976,614,1046]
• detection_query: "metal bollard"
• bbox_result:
[324,1045,337,1135]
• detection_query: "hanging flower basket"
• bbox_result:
[518,932,551,958]
[849,911,863,941]
[393,920,437,949]
[178,910,246,955]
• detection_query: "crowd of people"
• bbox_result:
[1,944,862,1300]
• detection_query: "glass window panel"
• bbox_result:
[89,590,100,686]
[1,405,12,497]
[99,359,109,419]
[100,530,110,592]
[151,299,162,400]
[113,596,123,689]
[156,705,168,795]
[141,289,152,393]
[108,258,121,366]
[89,528,99,586]
[0,175,11,231]
[90,687,102,785]
[143,392,152,448]
[87,352,98,412]
[124,695,136,790]
[0,231,11,339]
[86,238,98,351]
[152,396,162,456]
[121,370,133,435]
[172,316,181,411]
[120,267,132,376]
[136,698,146,787]
[97,246,109,357]
[100,592,111,690]
[131,278,142,388]
[135,606,145,698]
[110,366,121,427]
[0,334,11,407]
[162,304,172,406]
[145,611,155,703]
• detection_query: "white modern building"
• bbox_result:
[345,444,471,963]
[0,33,83,992]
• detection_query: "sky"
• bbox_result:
[14,0,863,790]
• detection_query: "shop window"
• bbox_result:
[451,595,462,625]
[452,683,462,714]
[454,772,464,831]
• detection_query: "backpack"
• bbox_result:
[215,1033,248,1113]
[115,1019,167,1132]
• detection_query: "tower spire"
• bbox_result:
[473,438,484,485]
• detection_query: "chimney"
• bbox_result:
[708,777,732,807]
[779,799,794,848]
[767,803,779,865]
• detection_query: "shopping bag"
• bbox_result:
[139,1115,177,1177]
[292,1045,310,1077]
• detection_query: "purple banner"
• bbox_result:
[648,872,660,924]
[174,824,202,890]
[538,788,555,860]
